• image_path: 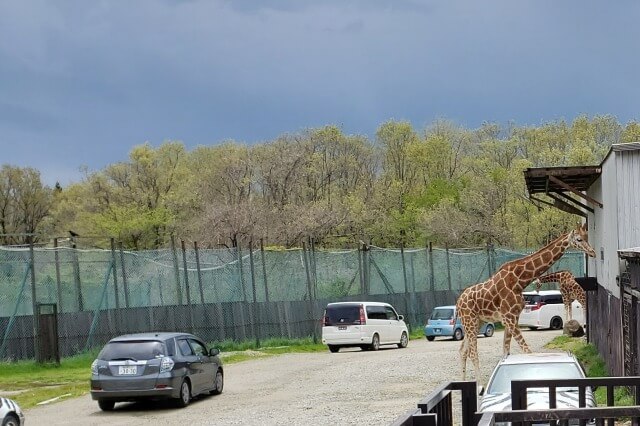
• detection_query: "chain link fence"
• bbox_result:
[0,241,585,361]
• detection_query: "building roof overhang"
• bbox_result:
[523,166,602,218]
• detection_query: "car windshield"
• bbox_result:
[487,362,583,394]
[325,305,360,325]
[430,308,454,320]
[99,340,165,361]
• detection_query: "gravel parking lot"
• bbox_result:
[25,329,562,426]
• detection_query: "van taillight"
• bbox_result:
[322,310,328,326]
[359,306,366,325]
[449,318,456,325]
[531,302,545,311]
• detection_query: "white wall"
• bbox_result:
[587,144,640,296]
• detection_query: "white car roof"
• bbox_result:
[433,305,455,310]
[499,352,577,365]
[326,301,390,307]
[523,290,562,296]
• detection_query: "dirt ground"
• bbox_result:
[24,329,561,425]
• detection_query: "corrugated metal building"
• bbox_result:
[525,142,640,376]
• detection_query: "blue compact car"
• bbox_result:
[424,305,495,341]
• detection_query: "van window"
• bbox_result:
[524,294,541,305]
[324,304,361,325]
[366,305,387,320]
[544,295,563,304]
[431,308,454,320]
[385,306,398,320]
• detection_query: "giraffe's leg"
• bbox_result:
[503,324,512,355]
[459,316,479,380]
[503,314,531,354]
[459,339,469,380]
[565,301,572,321]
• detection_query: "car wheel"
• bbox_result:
[2,413,20,426]
[97,400,115,411]
[328,345,340,353]
[453,328,464,341]
[210,368,224,395]
[426,336,435,341]
[550,316,563,330]
[174,379,191,408]
[370,334,380,351]
[484,324,495,338]
[528,326,539,331]
[398,332,409,348]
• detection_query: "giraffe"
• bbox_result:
[456,223,596,381]
[532,270,587,321]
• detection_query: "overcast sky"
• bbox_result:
[1,0,639,185]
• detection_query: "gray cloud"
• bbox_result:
[1,0,639,185]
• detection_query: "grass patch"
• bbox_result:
[545,335,633,406]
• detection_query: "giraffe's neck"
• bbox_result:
[517,233,570,279]
[537,271,568,284]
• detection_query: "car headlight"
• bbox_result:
[91,359,99,375]
[160,357,175,373]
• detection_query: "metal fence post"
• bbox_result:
[400,242,411,329]
[260,239,270,302]
[194,241,205,304]
[249,240,260,347]
[302,242,317,343]
[84,262,114,351]
[237,243,248,302]
[28,236,40,362]
[170,235,183,305]
[181,240,194,333]
[110,238,120,309]
[428,242,435,291]
[53,238,63,313]
[71,236,83,311]
[118,242,130,308]
[445,243,452,291]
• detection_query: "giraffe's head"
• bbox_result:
[567,223,596,258]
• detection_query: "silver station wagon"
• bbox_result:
[90,332,223,411]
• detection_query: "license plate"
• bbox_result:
[119,366,137,375]
[434,328,441,334]
[338,326,347,330]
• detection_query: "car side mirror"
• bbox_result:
[398,315,404,321]
[478,386,485,396]
[209,348,220,356]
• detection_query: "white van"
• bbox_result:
[321,301,409,353]
[518,290,585,330]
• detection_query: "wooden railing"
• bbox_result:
[392,377,640,426]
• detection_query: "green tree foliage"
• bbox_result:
[3,115,635,250]
[0,165,52,245]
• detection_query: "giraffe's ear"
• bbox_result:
[581,223,588,232]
